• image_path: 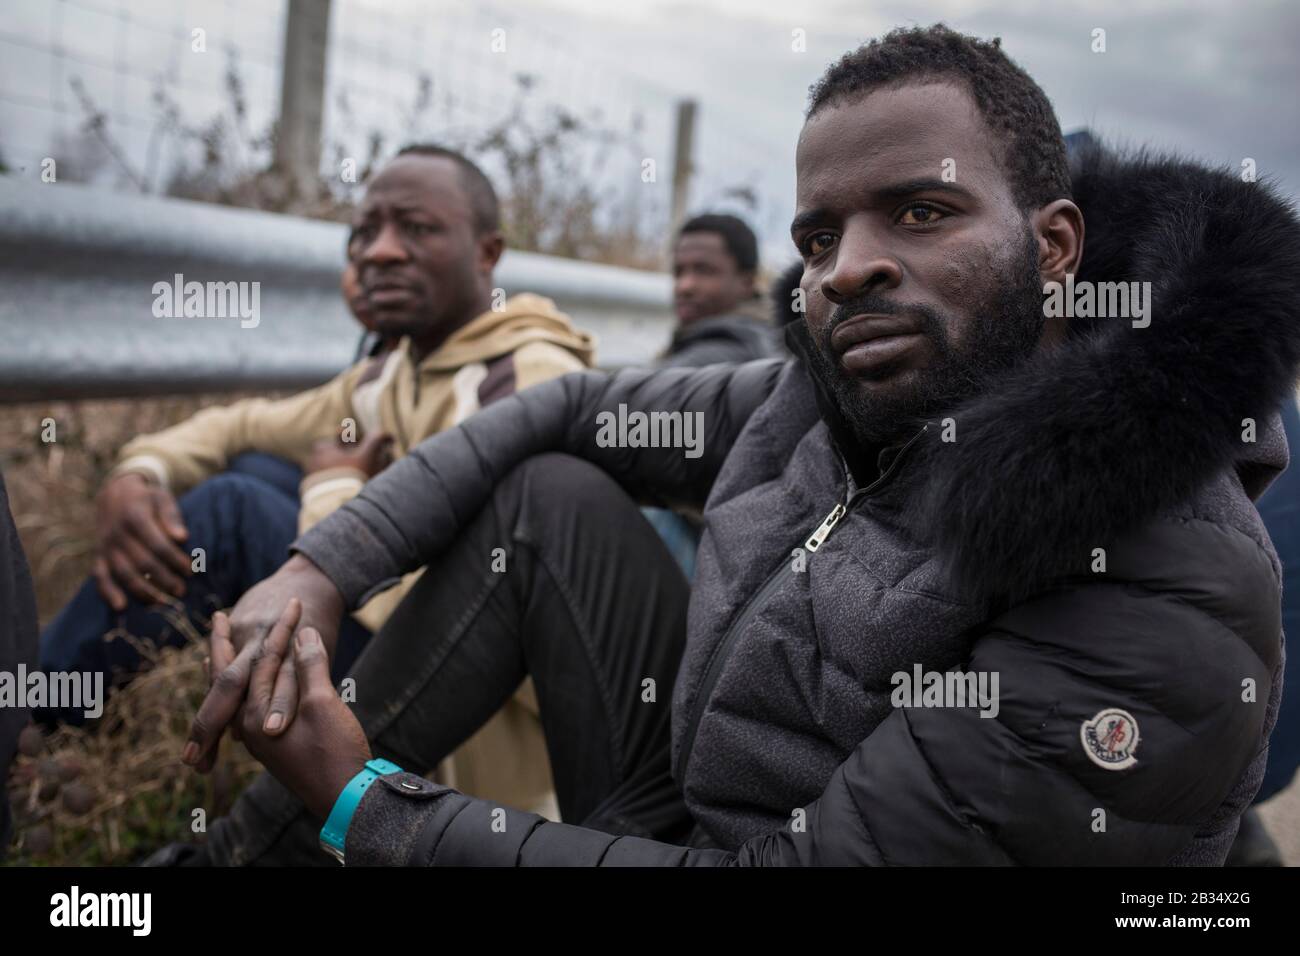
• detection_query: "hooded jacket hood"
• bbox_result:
[788,144,1300,600]
[420,292,596,371]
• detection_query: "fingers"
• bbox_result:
[209,611,236,686]
[92,556,127,612]
[134,498,193,579]
[155,490,189,543]
[247,599,301,735]
[293,628,333,700]
[120,533,185,598]
[355,430,394,474]
[108,544,173,606]
[184,632,260,770]
[263,653,299,737]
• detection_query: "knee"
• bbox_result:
[177,473,297,546]
[506,453,629,512]
[178,472,266,517]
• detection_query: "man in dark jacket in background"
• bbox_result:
[648,215,785,576]
[181,25,1299,867]
[662,213,779,367]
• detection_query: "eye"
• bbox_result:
[897,204,946,226]
[404,221,438,237]
[801,231,837,257]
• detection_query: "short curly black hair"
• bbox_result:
[806,24,1070,211]
[678,213,760,273]
[396,143,501,235]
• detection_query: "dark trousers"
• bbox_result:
[206,452,696,865]
[38,454,371,725]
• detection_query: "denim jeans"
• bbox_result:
[640,507,701,581]
[38,453,370,725]
[205,452,697,865]
[1256,399,1300,802]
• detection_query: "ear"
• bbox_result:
[478,231,505,273]
[1032,199,1084,285]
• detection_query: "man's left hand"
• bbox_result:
[210,606,372,821]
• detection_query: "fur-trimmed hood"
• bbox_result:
[788,144,1300,599]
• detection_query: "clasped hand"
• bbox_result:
[181,557,370,821]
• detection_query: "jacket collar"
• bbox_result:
[783,318,925,490]
[780,142,1300,599]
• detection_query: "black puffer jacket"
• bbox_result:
[298,146,1300,865]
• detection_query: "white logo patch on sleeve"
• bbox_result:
[1081,708,1140,770]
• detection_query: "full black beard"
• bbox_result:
[804,227,1046,448]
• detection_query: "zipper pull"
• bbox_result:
[804,503,846,552]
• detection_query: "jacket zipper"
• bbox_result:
[674,423,930,786]
[804,503,845,552]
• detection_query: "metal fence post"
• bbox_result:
[669,99,697,240]
[275,0,333,200]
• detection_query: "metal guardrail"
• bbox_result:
[0,177,675,402]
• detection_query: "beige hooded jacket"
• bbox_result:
[112,294,596,819]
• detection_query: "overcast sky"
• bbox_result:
[3,0,1296,266]
[528,0,1300,255]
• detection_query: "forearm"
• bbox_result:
[116,376,356,493]
[295,362,783,609]
[346,772,737,866]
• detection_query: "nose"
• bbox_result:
[819,222,902,305]
[361,221,409,268]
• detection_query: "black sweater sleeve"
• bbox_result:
[293,360,784,609]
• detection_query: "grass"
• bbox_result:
[7,640,260,865]
[2,395,275,865]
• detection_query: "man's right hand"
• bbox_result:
[93,472,191,611]
[304,430,394,477]
[183,553,345,773]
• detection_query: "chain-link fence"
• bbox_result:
[0,0,790,270]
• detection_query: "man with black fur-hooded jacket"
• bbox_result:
[180,25,1299,867]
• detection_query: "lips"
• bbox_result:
[674,299,701,319]
[831,314,926,375]
[364,278,418,307]
[368,287,414,304]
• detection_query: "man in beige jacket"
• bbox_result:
[39,145,594,826]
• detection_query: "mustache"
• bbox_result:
[826,295,945,342]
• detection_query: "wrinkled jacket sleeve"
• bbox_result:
[293,360,784,610]
[112,368,359,494]
[345,527,1279,866]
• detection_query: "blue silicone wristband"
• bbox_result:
[320,758,403,859]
